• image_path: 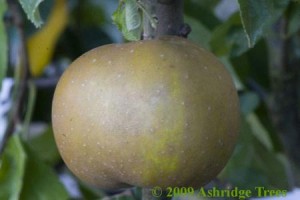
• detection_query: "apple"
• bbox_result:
[52,36,239,189]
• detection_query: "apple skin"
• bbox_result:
[52,36,239,189]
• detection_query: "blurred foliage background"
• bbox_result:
[0,0,300,199]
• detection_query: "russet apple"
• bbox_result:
[52,36,239,189]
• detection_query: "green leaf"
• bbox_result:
[112,0,142,41]
[185,12,244,91]
[112,2,125,34]
[240,92,260,115]
[237,0,290,47]
[107,191,136,200]
[210,13,249,57]
[219,57,245,91]
[79,183,105,199]
[246,113,273,151]
[219,117,291,190]
[74,1,106,26]
[20,142,69,200]
[27,127,61,166]
[231,40,270,89]
[131,187,142,199]
[78,181,105,200]
[0,0,7,89]
[125,0,141,31]
[184,0,221,30]
[287,2,300,37]
[0,135,26,200]
[22,81,36,138]
[18,0,44,28]
[185,15,211,50]
[185,0,221,10]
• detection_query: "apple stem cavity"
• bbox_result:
[141,0,189,40]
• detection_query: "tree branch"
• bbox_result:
[266,18,300,186]
[0,0,29,154]
[142,0,188,39]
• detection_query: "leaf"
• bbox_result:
[246,113,273,151]
[185,16,211,49]
[131,187,142,199]
[18,0,44,28]
[79,182,105,200]
[0,135,26,200]
[0,0,7,89]
[187,0,221,10]
[22,81,36,137]
[219,57,245,91]
[231,40,270,89]
[185,13,244,91]
[240,92,260,115]
[287,2,300,37]
[112,2,125,33]
[20,142,69,200]
[73,1,106,26]
[210,13,249,57]
[27,127,61,166]
[184,0,221,30]
[106,190,137,200]
[112,0,142,41]
[219,116,291,190]
[237,0,290,47]
[0,134,69,200]
[125,0,141,31]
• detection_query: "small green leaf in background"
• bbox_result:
[185,16,211,50]
[184,0,221,30]
[0,135,26,200]
[106,190,137,200]
[18,0,44,28]
[237,0,290,47]
[219,57,245,91]
[27,127,61,166]
[73,0,106,26]
[0,0,7,89]
[78,181,105,200]
[22,81,36,139]
[0,134,69,200]
[240,92,260,115]
[287,2,300,37]
[186,0,221,10]
[20,142,69,200]
[210,13,249,57]
[246,113,273,151]
[219,117,291,191]
[112,0,142,41]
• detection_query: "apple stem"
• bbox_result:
[141,0,190,40]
